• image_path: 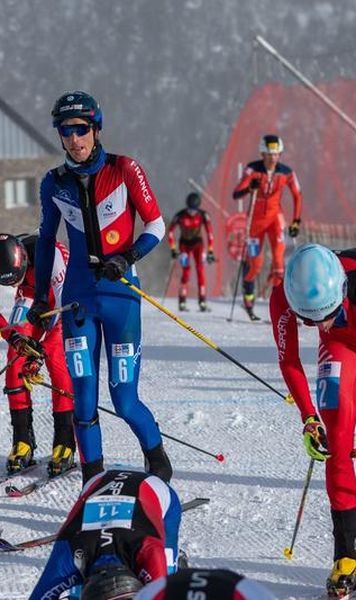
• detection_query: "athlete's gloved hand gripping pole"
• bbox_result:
[0,302,80,335]
[26,301,81,330]
[0,329,47,376]
[88,255,292,404]
[283,417,330,560]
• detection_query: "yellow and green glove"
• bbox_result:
[303,415,331,461]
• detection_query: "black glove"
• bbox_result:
[171,248,179,259]
[288,219,301,238]
[249,178,260,191]
[98,255,130,281]
[206,250,216,264]
[27,300,51,329]
[8,332,45,358]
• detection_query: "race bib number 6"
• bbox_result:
[111,343,135,383]
[65,336,92,378]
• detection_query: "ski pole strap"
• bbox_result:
[119,277,286,400]
[0,302,80,335]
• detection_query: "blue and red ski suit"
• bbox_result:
[34,153,165,468]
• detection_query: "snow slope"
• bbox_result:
[0,286,332,599]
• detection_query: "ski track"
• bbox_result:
[0,287,332,599]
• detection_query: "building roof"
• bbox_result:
[0,96,59,158]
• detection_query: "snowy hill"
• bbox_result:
[0,285,333,599]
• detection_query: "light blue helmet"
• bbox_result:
[284,243,347,321]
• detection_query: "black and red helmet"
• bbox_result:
[81,565,143,600]
[0,234,28,286]
[51,91,103,130]
[186,192,201,210]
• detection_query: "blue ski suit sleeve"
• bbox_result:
[35,171,62,301]
[28,539,82,599]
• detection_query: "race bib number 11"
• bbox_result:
[82,495,136,530]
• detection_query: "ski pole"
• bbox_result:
[22,374,226,461]
[0,302,80,335]
[97,404,225,462]
[283,458,315,560]
[117,274,290,402]
[34,379,74,399]
[161,259,176,305]
[40,282,294,403]
[0,355,20,377]
[227,189,258,323]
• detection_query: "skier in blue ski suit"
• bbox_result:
[27,91,172,485]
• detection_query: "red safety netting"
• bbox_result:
[167,78,356,298]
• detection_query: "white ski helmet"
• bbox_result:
[284,243,347,321]
[259,134,284,154]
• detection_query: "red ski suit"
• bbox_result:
[0,241,73,412]
[233,160,302,286]
[168,208,214,300]
[270,251,356,511]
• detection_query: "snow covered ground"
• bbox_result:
[0,286,332,599]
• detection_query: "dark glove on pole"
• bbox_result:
[206,250,216,264]
[8,332,45,358]
[27,300,51,330]
[288,219,301,238]
[248,178,260,192]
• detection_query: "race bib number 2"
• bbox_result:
[316,361,341,410]
[65,336,92,378]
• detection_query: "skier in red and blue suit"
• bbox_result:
[27,91,172,485]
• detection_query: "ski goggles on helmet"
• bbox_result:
[58,123,93,138]
[296,303,343,326]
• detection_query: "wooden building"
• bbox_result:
[0,96,60,233]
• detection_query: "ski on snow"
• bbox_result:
[181,497,210,513]
[0,456,51,487]
[0,496,210,552]
[4,463,78,498]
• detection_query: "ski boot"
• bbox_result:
[48,410,76,477]
[47,445,75,477]
[179,296,187,311]
[199,296,208,312]
[81,458,105,487]
[243,293,261,322]
[326,557,356,598]
[144,443,173,483]
[6,407,37,474]
[7,441,35,474]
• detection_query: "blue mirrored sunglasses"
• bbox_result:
[58,123,93,138]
